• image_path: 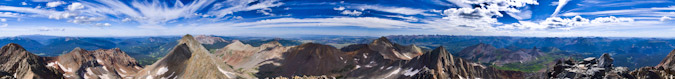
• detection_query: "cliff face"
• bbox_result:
[630,49,675,79]
[0,43,62,79]
[52,48,142,79]
[134,34,238,79]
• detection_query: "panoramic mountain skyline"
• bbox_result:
[0,0,674,37]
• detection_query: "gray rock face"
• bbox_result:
[597,53,613,69]
[0,43,63,79]
[547,53,633,79]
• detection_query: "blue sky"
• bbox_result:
[0,0,674,37]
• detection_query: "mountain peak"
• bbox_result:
[134,34,236,79]
[374,37,392,44]
[260,41,283,47]
[1,43,31,56]
[658,49,675,68]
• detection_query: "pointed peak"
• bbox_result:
[230,40,244,45]
[601,53,611,57]
[1,43,27,51]
[69,47,87,53]
[182,34,195,40]
[431,46,447,53]
[261,41,282,47]
[179,34,201,45]
[3,43,22,48]
[375,37,391,42]
[370,37,393,46]
[224,40,253,49]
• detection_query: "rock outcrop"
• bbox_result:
[630,49,675,79]
[214,40,289,76]
[0,43,62,79]
[51,48,142,79]
[546,53,634,78]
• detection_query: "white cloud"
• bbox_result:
[551,0,570,17]
[500,16,636,30]
[661,16,672,22]
[540,16,590,29]
[0,12,20,18]
[46,1,66,7]
[333,6,345,10]
[68,16,105,24]
[446,0,469,7]
[204,17,419,29]
[121,18,132,22]
[21,2,28,5]
[67,2,84,11]
[355,5,430,15]
[341,10,362,16]
[590,16,634,23]
[432,0,539,29]
[598,1,671,7]
[0,18,6,22]
[507,6,533,20]
[48,12,77,20]
[209,0,284,18]
[95,23,111,27]
[440,8,501,27]
[0,23,6,27]
[257,8,274,16]
[462,0,539,13]
[383,15,419,22]
[561,6,675,17]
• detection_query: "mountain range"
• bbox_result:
[2,35,675,78]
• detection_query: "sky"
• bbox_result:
[0,0,674,37]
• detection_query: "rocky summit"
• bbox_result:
[546,51,675,79]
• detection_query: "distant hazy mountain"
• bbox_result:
[385,35,675,69]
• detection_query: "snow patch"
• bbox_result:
[160,72,176,79]
[217,66,235,78]
[156,67,168,76]
[363,54,368,58]
[383,67,401,78]
[355,65,361,69]
[102,66,109,72]
[145,76,153,79]
[85,68,95,75]
[83,73,91,79]
[99,73,112,79]
[46,62,58,68]
[365,61,376,68]
[57,62,73,72]
[403,68,420,76]
[119,68,127,73]
[97,59,105,65]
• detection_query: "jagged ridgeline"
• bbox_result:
[2,34,675,79]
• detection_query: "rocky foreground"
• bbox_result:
[1,34,675,79]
